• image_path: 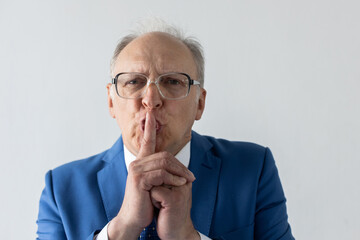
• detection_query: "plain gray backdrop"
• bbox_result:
[1,0,359,239]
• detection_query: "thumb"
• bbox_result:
[138,112,156,157]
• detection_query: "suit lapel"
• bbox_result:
[97,137,128,222]
[189,132,221,236]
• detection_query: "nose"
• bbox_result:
[141,82,163,109]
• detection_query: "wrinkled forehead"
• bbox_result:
[113,32,197,77]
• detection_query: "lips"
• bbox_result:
[140,119,163,133]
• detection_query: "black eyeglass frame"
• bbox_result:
[111,72,201,100]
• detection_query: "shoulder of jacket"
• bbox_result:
[51,149,109,177]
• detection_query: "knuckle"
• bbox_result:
[132,173,142,185]
[170,174,177,183]
[158,169,167,178]
[128,160,140,172]
[159,152,175,167]
[160,151,172,160]
[141,136,149,145]
[142,137,155,147]
[140,175,152,190]
[129,161,136,169]
[160,158,170,168]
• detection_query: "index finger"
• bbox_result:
[138,112,156,158]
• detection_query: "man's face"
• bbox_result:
[107,32,206,156]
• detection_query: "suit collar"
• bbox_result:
[189,131,221,236]
[97,136,127,221]
[101,136,125,164]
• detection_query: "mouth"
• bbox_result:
[140,119,163,134]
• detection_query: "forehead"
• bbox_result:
[114,32,197,76]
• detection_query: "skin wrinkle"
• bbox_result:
[108,32,206,157]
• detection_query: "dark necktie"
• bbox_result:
[138,219,160,240]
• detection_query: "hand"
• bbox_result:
[151,183,201,240]
[108,112,195,240]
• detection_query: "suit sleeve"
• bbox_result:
[254,148,294,240]
[36,170,66,240]
[36,170,100,240]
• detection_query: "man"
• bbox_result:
[37,21,294,240]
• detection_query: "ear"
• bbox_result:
[195,88,206,120]
[106,83,116,118]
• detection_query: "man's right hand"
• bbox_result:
[107,112,195,240]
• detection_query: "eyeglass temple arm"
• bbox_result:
[190,79,201,86]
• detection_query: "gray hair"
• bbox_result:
[110,18,205,88]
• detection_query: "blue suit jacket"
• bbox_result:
[37,131,294,239]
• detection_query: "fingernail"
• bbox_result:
[179,177,187,184]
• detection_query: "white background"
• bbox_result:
[1,0,359,239]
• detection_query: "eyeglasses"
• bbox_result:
[111,72,201,100]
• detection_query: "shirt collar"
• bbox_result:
[123,141,191,170]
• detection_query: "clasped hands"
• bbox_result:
[108,112,200,240]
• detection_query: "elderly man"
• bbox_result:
[37,22,294,240]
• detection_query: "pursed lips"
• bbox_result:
[140,118,163,133]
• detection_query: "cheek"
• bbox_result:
[114,99,142,131]
[167,101,197,129]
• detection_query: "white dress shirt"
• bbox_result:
[95,142,211,240]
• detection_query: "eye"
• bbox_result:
[162,77,183,86]
[123,77,146,86]
[167,78,181,85]
[125,79,138,85]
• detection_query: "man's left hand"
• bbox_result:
[151,182,200,240]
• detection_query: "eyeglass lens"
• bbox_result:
[116,73,190,99]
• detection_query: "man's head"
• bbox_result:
[107,20,206,156]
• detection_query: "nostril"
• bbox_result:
[141,91,163,109]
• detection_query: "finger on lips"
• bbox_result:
[138,111,156,158]
[134,111,195,191]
